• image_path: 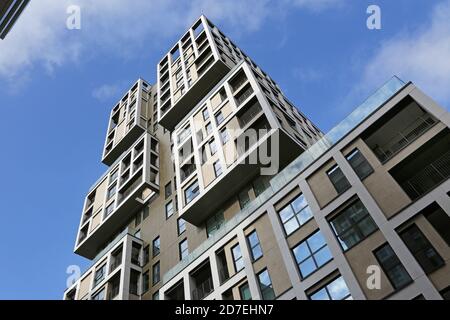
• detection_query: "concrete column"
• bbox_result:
[236,229,262,300]
[333,152,442,300]
[298,179,367,300]
[265,205,307,300]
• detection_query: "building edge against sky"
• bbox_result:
[64,15,450,300]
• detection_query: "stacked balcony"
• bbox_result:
[158,16,244,131]
[102,79,152,165]
[173,62,315,225]
[65,229,143,300]
[75,133,160,259]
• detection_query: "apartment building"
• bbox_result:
[0,0,29,39]
[64,15,450,301]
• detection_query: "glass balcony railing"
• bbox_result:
[162,76,406,285]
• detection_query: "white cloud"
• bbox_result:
[92,84,120,102]
[0,0,344,87]
[363,0,450,106]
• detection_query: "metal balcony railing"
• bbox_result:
[235,86,254,106]
[401,150,450,200]
[371,114,436,163]
[191,277,214,300]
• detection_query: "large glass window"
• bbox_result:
[165,201,174,219]
[374,243,412,290]
[179,239,189,260]
[152,262,160,285]
[309,276,352,300]
[213,161,223,177]
[346,149,374,180]
[329,200,378,251]
[292,231,332,278]
[92,288,105,300]
[278,194,313,235]
[400,224,444,274]
[93,264,106,287]
[184,180,200,204]
[178,218,186,235]
[257,269,275,300]
[247,230,263,261]
[231,244,245,272]
[165,182,172,199]
[143,271,150,293]
[239,282,252,300]
[327,164,351,194]
[152,236,160,257]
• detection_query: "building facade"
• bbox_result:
[0,0,29,39]
[64,15,450,301]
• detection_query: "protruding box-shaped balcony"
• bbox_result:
[65,229,144,300]
[75,133,160,259]
[158,16,243,131]
[102,79,152,165]
[173,62,317,226]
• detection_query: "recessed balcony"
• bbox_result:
[102,79,151,165]
[158,57,231,131]
[75,133,160,259]
[179,126,305,226]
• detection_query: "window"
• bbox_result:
[184,180,200,204]
[220,128,230,144]
[400,224,444,274]
[165,201,174,219]
[165,182,172,199]
[278,194,313,236]
[292,231,332,278]
[374,243,412,290]
[424,205,450,246]
[152,262,160,285]
[107,183,117,200]
[329,200,378,251]
[346,149,373,180]
[231,244,245,272]
[206,211,224,238]
[92,288,105,300]
[247,230,263,261]
[206,122,212,135]
[327,164,351,194]
[143,271,150,293]
[213,161,222,177]
[441,286,450,300]
[209,139,217,155]
[131,242,141,265]
[179,239,189,260]
[93,264,106,287]
[202,108,209,121]
[105,202,115,217]
[143,245,150,265]
[152,236,160,257]
[153,291,160,300]
[110,170,119,183]
[215,111,225,125]
[178,218,186,235]
[129,270,140,295]
[257,269,275,300]
[309,276,352,300]
[239,283,252,300]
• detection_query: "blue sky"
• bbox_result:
[0,0,449,299]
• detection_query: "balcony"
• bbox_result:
[190,261,214,300]
[102,79,151,165]
[158,54,231,131]
[180,123,305,226]
[362,96,437,163]
[64,230,143,300]
[75,133,159,259]
[390,128,450,200]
